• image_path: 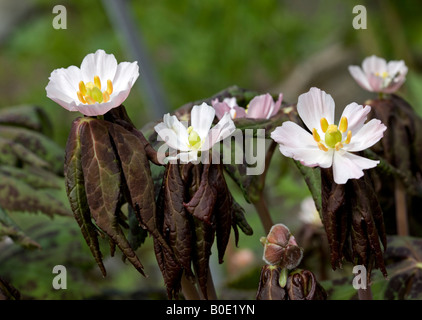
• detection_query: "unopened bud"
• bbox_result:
[261,223,303,269]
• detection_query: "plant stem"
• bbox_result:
[253,194,273,234]
[253,141,277,234]
[358,287,373,300]
[181,274,200,300]
[395,178,408,236]
[206,269,218,300]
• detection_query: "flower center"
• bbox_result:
[77,75,113,104]
[187,126,202,150]
[375,71,389,79]
[374,71,394,88]
[312,117,352,152]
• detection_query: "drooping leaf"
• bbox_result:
[350,175,387,278]
[127,205,148,251]
[64,117,106,276]
[184,164,217,224]
[0,276,21,300]
[381,236,422,300]
[153,183,183,299]
[0,165,61,190]
[212,164,233,264]
[0,206,40,249]
[0,105,53,136]
[162,163,193,276]
[366,95,422,235]
[0,173,71,218]
[185,164,215,300]
[108,122,170,252]
[0,136,50,169]
[320,167,347,270]
[0,125,64,175]
[79,118,145,276]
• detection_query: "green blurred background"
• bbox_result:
[1,0,422,300]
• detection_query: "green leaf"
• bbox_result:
[0,105,53,136]
[0,276,21,300]
[0,136,50,169]
[0,165,61,189]
[0,172,71,218]
[0,206,40,249]
[0,125,64,175]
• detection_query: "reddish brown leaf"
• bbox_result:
[79,118,145,276]
[108,122,171,253]
[64,117,105,276]
[162,164,193,276]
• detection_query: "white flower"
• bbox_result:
[271,87,387,184]
[298,197,322,227]
[348,55,408,94]
[46,49,139,116]
[154,103,236,163]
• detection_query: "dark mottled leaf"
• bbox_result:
[79,118,145,276]
[0,125,64,175]
[184,164,217,224]
[108,122,169,252]
[64,117,106,276]
[0,276,21,300]
[286,269,327,300]
[127,205,147,251]
[0,136,50,169]
[0,206,40,249]
[162,164,193,276]
[153,184,183,299]
[382,236,422,300]
[320,167,347,270]
[0,105,53,136]
[0,173,71,218]
[212,164,233,264]
[0,165,61,189]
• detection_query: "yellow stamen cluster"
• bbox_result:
[187,126,202,150]
[375,71,389,79]
[312,116,352,152]
[77,75,113,104]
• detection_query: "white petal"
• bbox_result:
[46,66,82,101]
[271,121,334,168]
[348,65,372,91]
[362,55,387,75]
[201,112,236,150]
[166,150,199,164]
[154,114,190,151]
[80,49,118,84]
[344,119,387,152]
[387,60,408,77]
[223,97,238,108]
[297,87,335,134]
[332,150,379,184]
[112,61,139,93]
[339,103,371,134]
[190,103,215,140]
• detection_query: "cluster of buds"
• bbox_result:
[256,224,327,300]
